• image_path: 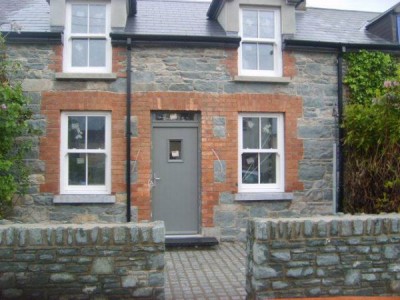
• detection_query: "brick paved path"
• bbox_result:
[165,242,246,299]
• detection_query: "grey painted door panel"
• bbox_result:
[152,126,199,235]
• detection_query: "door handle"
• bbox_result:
[154,173,161,181]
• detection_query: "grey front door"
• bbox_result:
[152,117,200,235]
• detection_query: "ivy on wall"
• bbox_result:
[344,50,396,105]
[342,50,400,213]
[0,33,35,218]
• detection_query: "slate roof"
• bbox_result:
[0,0,50,32]
[0,0,397,47]
[291,8,392,45]
[125,0,227,37]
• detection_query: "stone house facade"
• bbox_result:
[1,0,399,241]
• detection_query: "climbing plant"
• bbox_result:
[344,50,396,105]
[342,50,400,213]
[0,33,35,218]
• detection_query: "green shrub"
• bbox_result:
[343,51,400,213]
[344,50,396,105]
[0,33,35,218]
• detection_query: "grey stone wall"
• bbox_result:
[0,221,165,299]
[6,44,137,224]
[8,43,337,241]
[246,214,400,299]
[214,51,337,241]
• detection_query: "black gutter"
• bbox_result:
[284,39,400,51]
[111,33,240,48]
[126,38,132,223]
[1,31,62,44]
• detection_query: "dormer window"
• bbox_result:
[239,7,282,77]
[63,2,111,73]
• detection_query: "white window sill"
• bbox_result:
[235,192,293,201]
[234,75,291,84]
[55,73,117,81]
[54,194,116,204]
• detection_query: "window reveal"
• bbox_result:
[239,114,284,192]
[61,113,111,194]
[64,2,111,73]
[240,8,282,77]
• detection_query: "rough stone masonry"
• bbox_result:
[246,214,400,299]
[0,221,165,299]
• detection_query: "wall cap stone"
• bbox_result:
[235,192,293,201]
[55,73,117,81]
[54,195,116,204]
[234,75,291,83]
[249,214,400,240]
[0,221,165,247]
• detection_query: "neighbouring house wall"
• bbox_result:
[246,215,400,299]
[0,221,165,299]
[8,43,337,241]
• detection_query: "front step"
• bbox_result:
[165,236,219,248]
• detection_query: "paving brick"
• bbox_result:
[165,243,246,299]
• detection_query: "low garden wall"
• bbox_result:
[0,221,165,299]
[246,214,400,299]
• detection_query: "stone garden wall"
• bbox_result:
[246,214,400,299]
[0,221,165,299]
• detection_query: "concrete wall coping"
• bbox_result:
[0,221,165,247]
[249,214,400,241]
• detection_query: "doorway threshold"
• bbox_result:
[165,235,219,248]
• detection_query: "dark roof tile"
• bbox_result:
[0,0,50,32]
[291,8,393,45]
[125,0,227,37]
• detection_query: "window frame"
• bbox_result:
[60,111,112,194]
[397,15,400,42]
[63,1,112,73]
[239,7,282,77]
[238,113,285,193]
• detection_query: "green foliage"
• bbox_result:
[343,51,400,213]
[0,33,35,218]
[344,50,397,105]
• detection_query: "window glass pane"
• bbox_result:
[71,4,88,34]
[155,112,195,121]
[89,39,106,67]
[88,154,105,185]
[242,43,257,70]
[68,116,86,149]
[242,153,258,184]
[259,44,274,71]
[243,10,258,38]
[169,140,182,161]
[87,116,105,149]
[260,153,276,183]
[72,39,88,67]
[259,11,274,39]
[261,118,278,149]
[89,4,106,34]
[69,153,86,185]
[243,117,259,149]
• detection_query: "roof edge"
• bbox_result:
[1,31,62,44]
[284,39,400,51]
[111,33,241,46]
[207,0,226,20]
[366,2,400,29]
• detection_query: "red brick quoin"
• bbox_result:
[40,91,303,228]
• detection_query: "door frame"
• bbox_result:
[151,111,202,235]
